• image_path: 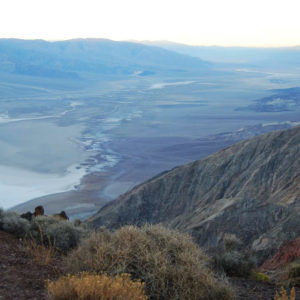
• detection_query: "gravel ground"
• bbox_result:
[0,231,62,300]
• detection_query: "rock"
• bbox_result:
[20,211,33,221]
[53,211,69,220]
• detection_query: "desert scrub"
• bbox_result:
[287,265,300,287]
[29,216,87,253]
[47,273,147,300]
[0,210,30,238]
[251,271,270,282]
[66,224,233,300]
[274,286,296,300]
[0,209,87,254]
[25,223,57,265]
[211,234,256,277]
[212,249,256,277]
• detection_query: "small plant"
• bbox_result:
[251,271,270,282]
[25,224,57,265]
[274,286,296,300]
[223,233,242,251]
[47,273,148,300]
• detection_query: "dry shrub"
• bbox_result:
[213,250,256,277]
[0,210,30,238]
[0,210,86,253]
[274,286,296,300]
[211,234,256,278]
[25,224,57,265]
[29,216,86,253]
[66,225,233,300]
[47,273,147,300]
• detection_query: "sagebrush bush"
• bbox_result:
[274,286,296,300]
[212,250,256,277]
[251,271,270,282]
[211,234,256,278]
[223,233,242,251]
[47,273,147,300]
[66,225,233,300]
[29,216,86,253]
[0,210,30,238]
[0,209,86,253]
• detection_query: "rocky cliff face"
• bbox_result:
[89,127,300,257]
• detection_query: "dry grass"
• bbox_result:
[274,286,296,300]
[25,224,57,265]
[47,273,147,300]
[66,224,233,300]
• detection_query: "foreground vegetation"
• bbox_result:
[0,208,85,253]
[48,273,147,300]
[65,224,233,300]
[1,208,298,299]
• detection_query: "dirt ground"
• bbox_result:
[0,231,63,300]
[230,277,300,300]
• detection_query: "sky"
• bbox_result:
[0,0,300,47]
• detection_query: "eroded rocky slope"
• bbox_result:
[89,127,300,257]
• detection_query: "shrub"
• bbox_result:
[29,216,86,253]
[66,225,233,300]
[251,271,270,282]
[289,266,300,279]
[223,233,242,251]
[212,250,256,277]
[287,265,300,286]
[274,286,296,300]
[47,273,147,300]
[25,224,57,265]
[0,210,30,238]
[0,209,87,253]
[211,235,256,278]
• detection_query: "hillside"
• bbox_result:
[89,126,300,258]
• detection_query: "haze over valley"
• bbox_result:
[0,39,299,219]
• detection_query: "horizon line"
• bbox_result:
[0,37,299,49]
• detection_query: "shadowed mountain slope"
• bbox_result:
[89,126,300,257]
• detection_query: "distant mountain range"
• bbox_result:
[0,39,212,79]
[89,126,300,259]
[237,87,300,112]
[142,40,300,69]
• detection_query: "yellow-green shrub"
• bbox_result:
[47,273,147,300]
[251,271,270,282]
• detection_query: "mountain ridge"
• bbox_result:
[0,38,212,79]
[89,126,300,258]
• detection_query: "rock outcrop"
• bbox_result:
[89,127,300,258]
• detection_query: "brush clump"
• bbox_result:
[47,273,147,300]
[66,224,233,300]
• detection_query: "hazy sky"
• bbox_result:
[1,0,299,47]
